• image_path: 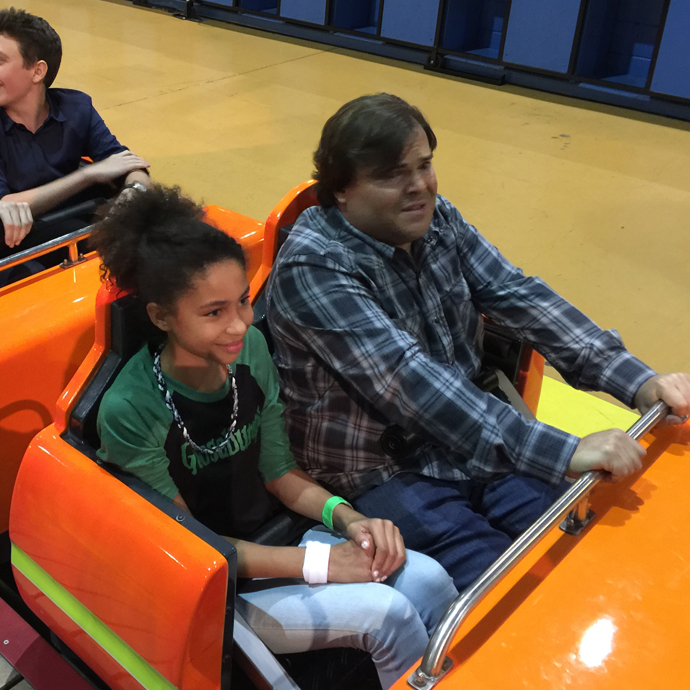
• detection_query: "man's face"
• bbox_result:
[0,34,41,108]
[336,125,438,250]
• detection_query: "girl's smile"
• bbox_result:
[219,340,245,355]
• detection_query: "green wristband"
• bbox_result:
[322,496,352,531]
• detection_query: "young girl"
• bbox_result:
[91,185,458,689]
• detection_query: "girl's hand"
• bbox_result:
[345,518,406,582]
[327,540,375,583]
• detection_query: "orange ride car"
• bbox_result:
[5,181,553,689]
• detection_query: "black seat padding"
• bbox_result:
[277,222,294,253]
[250,292,274,355]
[69,294,163,449]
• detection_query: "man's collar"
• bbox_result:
[324,206,397,259]
[0,108,14,133]
[0,89,63,133]
[45,89,66,123]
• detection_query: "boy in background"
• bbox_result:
[0,7,150,261]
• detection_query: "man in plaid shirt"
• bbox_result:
[266,94,690,591]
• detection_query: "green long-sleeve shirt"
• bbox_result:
[97,326,297,537]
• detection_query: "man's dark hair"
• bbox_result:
[0,8,62,88]
[313,93,437,208]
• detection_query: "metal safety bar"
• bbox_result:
[408,400,670,689]
[0,225,93,273]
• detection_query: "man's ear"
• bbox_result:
[146,303,171,332]
[31,60,48,85]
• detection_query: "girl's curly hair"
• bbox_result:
[90,184,245,310]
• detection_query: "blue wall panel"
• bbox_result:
[476,0,505,54]
[651,0,690,100]
[240,0,277,10]
[380,0,441,47]
[503,0,581,73]
[575,0,665,87]
[441,0,507,57]
[441,0,481,51]
[331,0,379,30]
[280,0,327,24]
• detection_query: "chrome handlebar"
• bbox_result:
[409,400,669,689]
[0,224,93,273]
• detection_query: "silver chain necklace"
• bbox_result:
[153,344,239,456]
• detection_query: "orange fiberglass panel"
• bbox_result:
[391,422,690,690]
[250,180,318,299]
[55,279,125,434]
[0,255,101,533]
[204,204,264,282]
[10,426,228,690]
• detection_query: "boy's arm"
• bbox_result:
[0,96,149,217]
[116,168,153,204]
[1,150,150,216]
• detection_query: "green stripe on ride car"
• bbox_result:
[11,543,177,690]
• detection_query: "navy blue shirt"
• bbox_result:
[0,88,127,198]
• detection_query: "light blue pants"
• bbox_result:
[236,527,458,689]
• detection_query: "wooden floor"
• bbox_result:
[14,0,690,380]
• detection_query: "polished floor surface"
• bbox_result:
[13,0,690,393]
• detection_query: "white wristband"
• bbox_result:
[302,541,331,584]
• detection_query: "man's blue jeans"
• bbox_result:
[354,473,568,592]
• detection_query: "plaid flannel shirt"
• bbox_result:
[265,195,655,498]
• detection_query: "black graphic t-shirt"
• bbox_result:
[97,326,297,537]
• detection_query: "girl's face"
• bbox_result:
[152,259,254,368]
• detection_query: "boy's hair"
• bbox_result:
[313,93,437,208]
[90,184,246,310]
[0,8,62,88]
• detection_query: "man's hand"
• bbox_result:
[345,517,406,582]
[327,539,375,583]
[567,429,645,481]
[0,200,33,248]
[634,373,690,424]
[86,150,150,185]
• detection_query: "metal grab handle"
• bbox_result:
[409,400,670,689]
[0,224,93,273]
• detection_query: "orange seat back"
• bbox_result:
[249,180,318,300]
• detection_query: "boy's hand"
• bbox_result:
[0,200,33,248]
[86,151,150,184]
